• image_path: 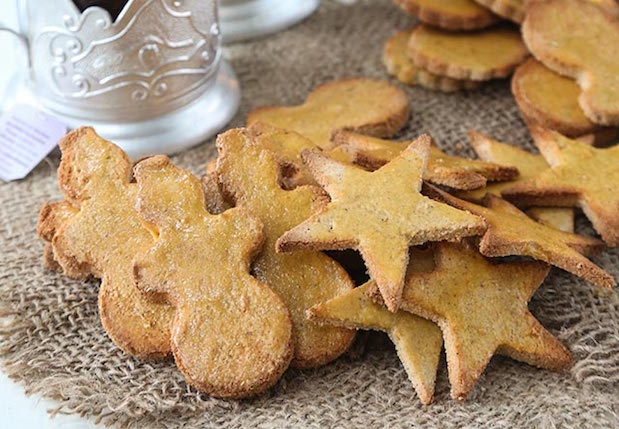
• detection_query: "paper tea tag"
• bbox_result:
[0,104,67,182]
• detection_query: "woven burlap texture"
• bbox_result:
[1,1,618,427]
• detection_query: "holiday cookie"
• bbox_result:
[473,0,524,23]
[331,130,518,190]
[39,127,173,359]
[393,0,499,30]
[408,25,529,81]
[215,128,355,368]
[383,29,482,92]
[247,78,410,150]
[308,273,443,404]
[387,242,572,401]
[502,126,619,247]
[462,130,574,232]
[522,0,619,125]
[512,58,615,140]
[132,156,293,398]
[426,185,614,288]
[276,135,485,311]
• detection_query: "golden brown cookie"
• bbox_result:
[276,135,485,311]
[383,29,482,92]
[132,156,293,398]
[408,25,529,81]
[386,242,572,401]
[247,78,410,150]
[393,0,499,30]
[473,0,524,23]
[522,0,619,125]
[215,128,356,368]
[426,185,614,288]
[308,275,443,405]
[502,126,619,247]
[461,130,575,232]
[38,127,173,360]
[511,58,617,141]
[331,130,518,190]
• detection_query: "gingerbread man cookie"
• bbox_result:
[133,156,294,398]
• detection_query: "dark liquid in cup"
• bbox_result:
[73,0,128,21]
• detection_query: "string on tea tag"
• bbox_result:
[0,104,67,182]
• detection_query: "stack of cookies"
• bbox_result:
[385,0,619,143]
[385,0,529,92]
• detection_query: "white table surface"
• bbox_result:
[0,2,98,427]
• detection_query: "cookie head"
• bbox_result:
[57,127,131,205]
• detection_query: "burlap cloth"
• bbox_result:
[1,1,617,427]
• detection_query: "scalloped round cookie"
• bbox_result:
[383,29,481,92]
[408,25,529,81]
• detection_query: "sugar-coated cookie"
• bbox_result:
[132,156,294,398]
[38,127,173,359]
[215,128,356,368]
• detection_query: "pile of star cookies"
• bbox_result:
[38,75,617,404]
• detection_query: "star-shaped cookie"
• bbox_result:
[426,185,614,288]
[462,130,574,232]
[247,78,410,150]
[277,135,486,311]
[502,126,619,246]
[389,241,572,400]
[308,277,443,405]
[331,130,518,190]
[132,156,293,398]
[215,128,356,368]
[39,127,173,359]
